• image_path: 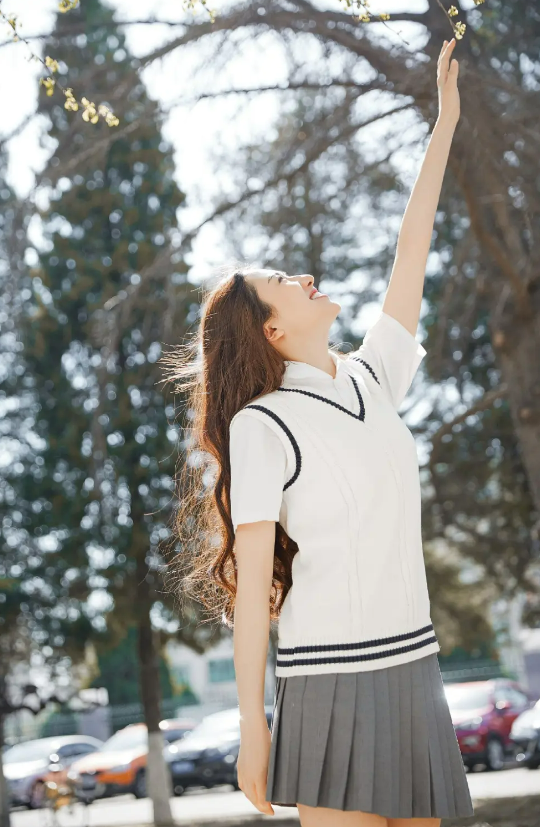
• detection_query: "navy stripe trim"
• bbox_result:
[244,404,301,490]
[276,634,438,668]
[277,375,365,422]
[278,623,434,655]
[349,356,381,385]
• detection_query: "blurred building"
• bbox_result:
[520,628,540,698]
[492,591,540,697]
[165,635,276,713]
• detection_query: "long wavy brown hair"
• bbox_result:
[161,262,343,631]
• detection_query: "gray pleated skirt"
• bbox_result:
[265,652,475,818]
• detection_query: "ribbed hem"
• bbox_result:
[275,624,440,677]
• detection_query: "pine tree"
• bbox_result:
[90,626,174,707]
[0,147,98,827]
[14,2,202,823]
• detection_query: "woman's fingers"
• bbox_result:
[438,38,456,85]
[438,39,448,64]
[443,39,456,70]
[244,778,274,815]
[255,777,274,814]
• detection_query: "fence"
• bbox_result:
[4,696,203,746]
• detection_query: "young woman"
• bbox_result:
[168,38,473,827]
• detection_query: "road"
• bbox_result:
[11,765,540,827]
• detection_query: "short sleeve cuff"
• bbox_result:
[353,311,427,409]
[379,311,427,374]
[229,413,287,533]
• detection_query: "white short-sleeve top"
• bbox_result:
[228,310,439,677]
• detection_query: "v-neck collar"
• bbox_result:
[282,349,342,384]
[277,373,366,421]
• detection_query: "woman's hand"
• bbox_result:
[437,38,460,127]
[237,714,275,815]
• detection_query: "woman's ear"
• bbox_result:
[263,320,284,344]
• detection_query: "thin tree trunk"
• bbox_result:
[137,604,173,827]
[495,319,540,513]
[0,711,10,827]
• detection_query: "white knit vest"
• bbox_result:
[233,348,440,677]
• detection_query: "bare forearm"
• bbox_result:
[384,115,457,334]
[233,532,273,725]
[394,115,456,270]
[383,39,460,335]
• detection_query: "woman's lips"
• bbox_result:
[310,290,327,299]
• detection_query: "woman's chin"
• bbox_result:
[327,298,342,315]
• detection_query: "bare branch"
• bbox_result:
[430,383,508,463]
[0,111,39,150]
[184,78,389,102]
[98,100,411,330]
[449,156,529,312]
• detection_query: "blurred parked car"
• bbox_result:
[509,697,540,769]
[69,718,196,801]
[3,735,103,809]
[444,678,534,771]
[165,706,274,795]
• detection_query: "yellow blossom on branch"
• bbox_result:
[448,6,459,16]
[474,0,485,4]
[45,56,60,72]
[181,0,216,24]
[1,2,119,128]
[340,0,395,25]
[40,76,56,96]
[5,13,20,41]
[454,20,467,39]
[64,88,79,112]
[98,104,120,127]
[81,97,99,124]
[58,0,80,12]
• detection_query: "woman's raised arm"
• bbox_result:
[382,39,461,338]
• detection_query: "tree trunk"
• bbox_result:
[449,151,540,521]
[0,711,10,827]
[137,605,173,827]
[495,316,540,514]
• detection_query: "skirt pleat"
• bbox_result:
[265,652,475,818]
[317,672,355,808]
[396,658,413,816]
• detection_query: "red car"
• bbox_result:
[444,678,535,771]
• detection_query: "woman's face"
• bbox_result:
[244,269,341,344]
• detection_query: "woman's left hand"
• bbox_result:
[437,38,460,126]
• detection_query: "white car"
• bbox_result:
[509,698,540,769]
[4,735,103,808]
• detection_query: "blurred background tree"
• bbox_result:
[90,626,174,708]
[0,1,226,824]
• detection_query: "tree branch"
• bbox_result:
[449,156,530,313]
[430,383,508,465]
[98,100,411,330]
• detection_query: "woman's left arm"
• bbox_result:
[382,39,461,337]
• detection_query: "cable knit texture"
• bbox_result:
[229,311,437,677]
